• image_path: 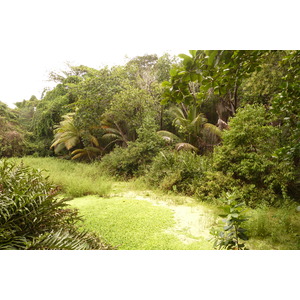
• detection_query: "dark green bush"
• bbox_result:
[0,159,112,250]
[195,171,279,207]
[145,150,211,194]
[211,104,295,205]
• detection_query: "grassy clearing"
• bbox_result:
[70,195,213,250]
[10,157,113,198]
[8,157,300,250]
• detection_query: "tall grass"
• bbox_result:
[245,204,300,250]
[10,157,113,198]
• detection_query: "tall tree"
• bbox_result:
[162,50,267,122]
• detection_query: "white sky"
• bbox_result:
[0,0,298,108]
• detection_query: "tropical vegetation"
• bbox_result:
[1,50,299,250]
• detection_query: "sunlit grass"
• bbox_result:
[10,157,113,198]
[70,195,213,250]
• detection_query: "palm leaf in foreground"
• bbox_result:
[26,229,114,250]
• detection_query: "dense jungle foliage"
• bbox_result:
[1,50,299,249]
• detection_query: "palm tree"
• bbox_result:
[101,119,129,149]
[158,104,221,152]
[51,113,82,154]
[51,113,103,161]
[157,130,199,152]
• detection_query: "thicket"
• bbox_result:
[0,160,112,250]
[145,150,210,194]
[196,104,296,207]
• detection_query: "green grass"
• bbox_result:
[10,157,113,198]
[7,156,300,250]
[70,195,213,250]
[245,205,300,250]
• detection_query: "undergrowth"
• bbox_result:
[8,156,300,250]
[0,159,112,250]
[245,204,300,249]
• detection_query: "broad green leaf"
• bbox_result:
[207,50,218,66]
[170,69,178,77]
[178,54,192,61]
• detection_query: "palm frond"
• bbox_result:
[71,152,86,160]
[89,135,100,147]
[175,142,199,152]
[204,123,222,137]
[71,147,102,161]
[157,130,181,143]
[64,136,81,150]
[102,133,122,141]
[53,142,66,154]
[25,229,100,250]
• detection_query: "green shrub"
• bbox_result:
[195,171,238,204]
[100,116,165,179]
[210,193,249,250]
[0,159,112,250]
[145,150,210,194]
[212,104,295,205]
[196,171,279,207]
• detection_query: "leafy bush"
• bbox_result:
[211,104,295,205]
[145,150,210,194]
[0,159,112,250]
[195,171,279,207]
[195,171,238,204]
[100,116,165,178]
